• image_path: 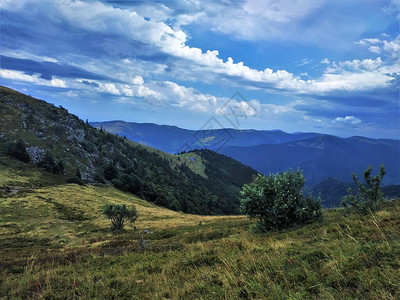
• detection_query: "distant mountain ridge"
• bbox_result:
[220,135,400,186]
[90,120,324,153]
[93,121,400,195]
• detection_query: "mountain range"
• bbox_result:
[92,120,400,206]
[90,120,323,154]
[219,135,400,186]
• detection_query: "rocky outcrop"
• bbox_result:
[26,146,46,164]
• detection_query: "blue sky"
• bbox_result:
[0,0,399,138]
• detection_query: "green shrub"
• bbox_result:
[37,151,64,174]
[102,203,138,231]
[94,170,106,184]
[240,170,322,231]
[103,162,118,181]
[67,168,84,185]
[341,165,386,214]
[6,139,30,162]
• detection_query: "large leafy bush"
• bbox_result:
[240,170,322,231]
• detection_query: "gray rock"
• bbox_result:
[26,146,46,163]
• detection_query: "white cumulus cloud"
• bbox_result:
[332,116,362,125]
[0,69,66,88]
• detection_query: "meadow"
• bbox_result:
[1,156,400,299]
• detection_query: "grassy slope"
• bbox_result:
[0,155,66,193]
[178,152,208,178]
[1,161,399,299]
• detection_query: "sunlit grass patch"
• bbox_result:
[177,152,208,178]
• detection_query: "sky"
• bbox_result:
[0,0,399,138]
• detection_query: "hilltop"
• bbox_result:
[0,86,258,214]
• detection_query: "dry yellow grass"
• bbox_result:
[0,183,244,249]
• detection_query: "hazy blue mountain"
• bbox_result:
[91,121,322,153]
[91,121,194,153]
[220,135,400,186]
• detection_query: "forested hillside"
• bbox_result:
[0,86,258,214]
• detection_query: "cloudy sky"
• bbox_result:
[0,0,399,138]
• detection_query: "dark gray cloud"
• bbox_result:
[0,56,113,81]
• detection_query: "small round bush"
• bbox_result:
[102,203,138,231]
